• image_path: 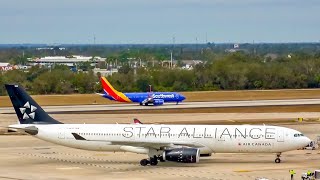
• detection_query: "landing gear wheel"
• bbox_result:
[150,158,158,166]
[159,156,165,162]
[274,152,281,163]
[140,159,149,166]
[275,158,281,163]
[139,102,143,106]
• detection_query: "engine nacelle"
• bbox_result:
[163,148,200,163]
[153,99,164,106]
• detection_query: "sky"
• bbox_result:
[1,0,319,44]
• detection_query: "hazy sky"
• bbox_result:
[1,0,319,44]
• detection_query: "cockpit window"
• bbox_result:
[294,133,304,137]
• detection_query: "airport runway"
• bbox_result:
[1,98,320,113]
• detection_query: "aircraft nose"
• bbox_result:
[304,137,312,145]
[300,136,312,148]
[181,95,186,100]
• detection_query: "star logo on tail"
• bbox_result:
[19,101,37,120]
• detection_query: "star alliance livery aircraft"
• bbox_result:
[5,84,310,166]
[99,77,186,105]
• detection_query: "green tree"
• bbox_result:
[136,75,152,92]
[72,71,96,93]
[3,70,28,86]
[118,64,131,74]
[0,73,5,95]
[32,68,74,94]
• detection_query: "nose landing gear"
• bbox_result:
[275,153,281,163]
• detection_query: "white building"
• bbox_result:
[30,56,106,67]
[93,68,118,76]
[0,63,15,71]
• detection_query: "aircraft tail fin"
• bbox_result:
[133,118,143,124]
[5,84,63,124]
[100,77,120,94]
[100,77,131,102]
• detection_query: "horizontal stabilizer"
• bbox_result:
[8,125,38,135]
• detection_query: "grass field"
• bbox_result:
[1,89,320,107]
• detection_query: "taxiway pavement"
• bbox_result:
[1,100,320,179]
[1,98,320,113]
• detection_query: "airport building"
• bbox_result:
[29,56,106,68]
[0,62,15,71]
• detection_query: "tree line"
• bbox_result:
[1,52,320,95]
[0,65,99,95]
[108,52,320,92]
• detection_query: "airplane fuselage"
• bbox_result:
[103,92,185,104]
[14,124,310,155]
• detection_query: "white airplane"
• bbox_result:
[5,84,311,166]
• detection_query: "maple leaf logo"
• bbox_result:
[19,102,37,120]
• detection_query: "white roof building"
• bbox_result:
[0,63,15,71]
[0,63,10,67]
[30,56,106,67]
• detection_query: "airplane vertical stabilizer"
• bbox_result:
[5,84,62,124]
[100,77,131,102]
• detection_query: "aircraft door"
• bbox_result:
[213,128,227,152]
[217,128,226,142]
[277,130,284,142]
[58,129,65,139]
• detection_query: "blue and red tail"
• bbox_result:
[100,77,132,103]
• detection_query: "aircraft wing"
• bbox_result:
[71,133,205,149]
[108,141,205,149]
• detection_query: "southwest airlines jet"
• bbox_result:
[5,84,310,166]
[100,77,186,105]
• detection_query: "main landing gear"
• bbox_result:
[140,156,163,166]
[275,153,281,163]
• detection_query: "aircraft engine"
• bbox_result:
[153,99,164,105]
[163,148,200,163]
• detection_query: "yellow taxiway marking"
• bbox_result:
[234,170,251,172]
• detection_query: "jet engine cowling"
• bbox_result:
[163,148,200,163]
[153,99,164,106]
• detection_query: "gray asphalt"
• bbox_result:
[1,98,320,113]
